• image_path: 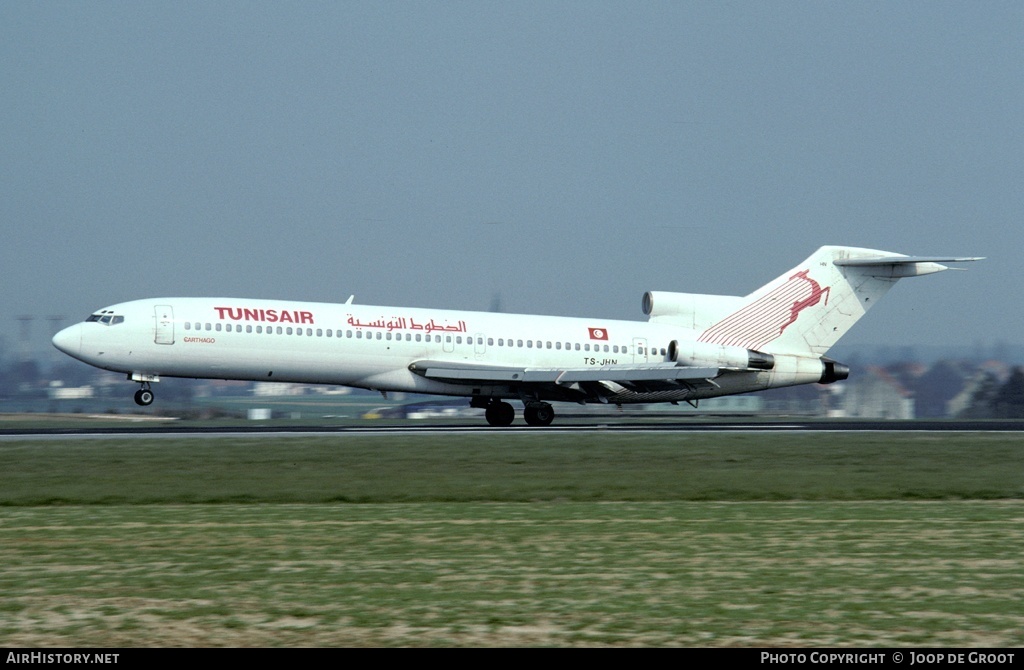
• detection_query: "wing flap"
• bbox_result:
[409,360,720,385]
[554,365,720,383]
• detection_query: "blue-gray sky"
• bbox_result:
[3,2,1020,360]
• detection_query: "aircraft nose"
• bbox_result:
[52,324,82,357]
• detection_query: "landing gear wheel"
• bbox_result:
[134,389,154,406]
[523,403,555,427]
[484,401,515,427]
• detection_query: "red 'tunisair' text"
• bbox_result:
[214,307,314,325]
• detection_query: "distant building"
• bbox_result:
[47,381,94,399]
[253,382,307,397]
[839,366,914,419]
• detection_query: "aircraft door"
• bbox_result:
[155,305,175,345]
[474,333,487,360]
[632,337,648,364]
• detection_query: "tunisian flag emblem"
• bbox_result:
[588,327,609,340]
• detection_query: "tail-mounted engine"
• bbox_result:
[668,340,775,371]
[819,357,850,384]
[667,340,849,386]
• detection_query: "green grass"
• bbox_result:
[0,432,1022,504]
[0,501,1021,646]
[0,432,1021,646]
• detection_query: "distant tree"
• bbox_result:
[11,360,41,386]
[0,362,13,398]
[958,372,1001,419]
[994,367,1024,418]
[50,360,97,387]
[912,360,969,418]
[158,379,196,402]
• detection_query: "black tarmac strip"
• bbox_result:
[2,419,1023,437]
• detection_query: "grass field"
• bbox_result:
[0,432,1022,646]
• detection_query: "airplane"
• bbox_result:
[51,246,981,426]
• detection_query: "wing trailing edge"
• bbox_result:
[408,360,720,385]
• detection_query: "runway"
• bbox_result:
[2,418,1023,439]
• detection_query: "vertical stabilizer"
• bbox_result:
[697,246,981,356]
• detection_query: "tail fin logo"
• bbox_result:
[781,270,830,334]
[699,269,831,349]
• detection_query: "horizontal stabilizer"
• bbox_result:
[834,255,984,266]
[834,254,983,278]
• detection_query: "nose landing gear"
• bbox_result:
[134,383,154,406]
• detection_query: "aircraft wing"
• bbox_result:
[408,360,721,386]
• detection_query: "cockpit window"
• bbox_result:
[86,311,124,326]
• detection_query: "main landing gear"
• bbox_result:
[134,382,154,406]
[478,399,556,427]
[523,402,555,427]
[484,401,515,427]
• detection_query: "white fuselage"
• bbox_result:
[51,296,822,405]
[51,246,979,422]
